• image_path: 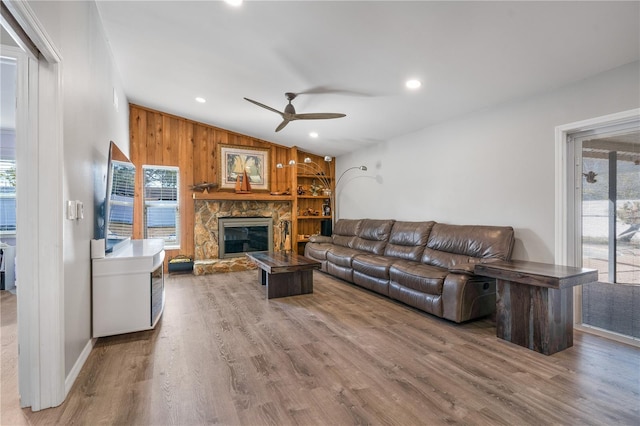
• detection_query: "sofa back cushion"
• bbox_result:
[384,221,435,261]
[332,219,362,248]
[352,219,395,255]
[421,223,515,269]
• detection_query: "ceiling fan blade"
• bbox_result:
[296,86,374,97]
[293,113,346,120]
[244,97,284,117]
[275,119,290,132]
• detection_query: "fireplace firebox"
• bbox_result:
[218,217,273,259]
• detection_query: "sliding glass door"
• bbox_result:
[578,132,639,340]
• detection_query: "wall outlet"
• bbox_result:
[67,200,77,220]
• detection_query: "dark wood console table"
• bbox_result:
[475,260,597,355]
[246,251,320,299]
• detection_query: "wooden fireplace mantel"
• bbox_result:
[192,192,293,201]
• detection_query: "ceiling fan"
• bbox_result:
[244,92,346,132]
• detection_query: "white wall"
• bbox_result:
[337,61,640,263]
[28,0,129,376]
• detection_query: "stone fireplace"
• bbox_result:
[193,200,291,275]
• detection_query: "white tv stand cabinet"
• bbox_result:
[92,238,165,338]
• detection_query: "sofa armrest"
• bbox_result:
[309,235,333,243]
[448,262,476,276]
[442,273,496,322]
[450,258,506,276]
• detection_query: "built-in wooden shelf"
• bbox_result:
[297,216,332,220]
[192,192,293,201]
[298,195,331,199]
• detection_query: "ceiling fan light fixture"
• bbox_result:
[195,97,206,103]
[288,160,296,165]
[309,132,319,138]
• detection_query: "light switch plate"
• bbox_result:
[67,200,77,220]
[76,201,84,219]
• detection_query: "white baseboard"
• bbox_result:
[64,338,96,396]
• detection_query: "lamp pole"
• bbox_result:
[334,165,367,223]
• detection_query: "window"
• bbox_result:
[143,165,179,248]
[107,160,135,243]
[0,160,16,234]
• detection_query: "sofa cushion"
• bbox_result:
[421,224,515,269]
[352,219,395,255]
[389,282,443,317]
[308,235,333,244]
[353,271,390,296]
[305,242,333,261]
[332,219,362,248]
[389,260,448,295]
[384,221,435,261]
[326,246,364,267]
[352,255,396,279]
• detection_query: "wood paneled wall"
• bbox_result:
[129,104,294,268]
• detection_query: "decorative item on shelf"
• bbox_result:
[235,170,252,193]
[190,182,219,193]
[310,179,321,196]
[322,199,331,216]
[270,188,291,196]
[302,208,319,216]
[297,185,306,195]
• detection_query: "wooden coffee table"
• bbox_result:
[246,251,321,299]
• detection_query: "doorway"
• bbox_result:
[1,0,65,410]
[0,51,17,288]
[579,133,640,339]
[557,109,640,346]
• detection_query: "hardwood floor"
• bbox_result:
[2,270,639,425]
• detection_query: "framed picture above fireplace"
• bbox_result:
[219,144,270,191]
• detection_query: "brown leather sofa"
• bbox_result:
[304,219,515,323]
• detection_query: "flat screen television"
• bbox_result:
[103,141,135,253]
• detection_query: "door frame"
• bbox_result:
[3,0,65,410]
[555,108,640,347]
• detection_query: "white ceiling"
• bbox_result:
[96,1,640,157]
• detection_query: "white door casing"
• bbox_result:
[555,108,640,347]
[3,0,64,410]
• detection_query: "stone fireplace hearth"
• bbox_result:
[193,200,291,275]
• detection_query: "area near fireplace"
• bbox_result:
[218,217,273,259]
[193,200,291,275]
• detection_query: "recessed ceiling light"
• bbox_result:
[224,0,243,6]
[406,79,422,90]
[195,97,206,103]
[309,132,319,138]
